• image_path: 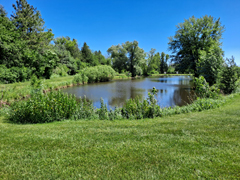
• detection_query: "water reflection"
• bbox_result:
[61,76,193,109]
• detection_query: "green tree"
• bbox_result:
[219,56,238,94]
[54,36,81,60]
[168,15,225,78]
[123,41,146,77]
[11,0,53,52]
[146,49,160,75]
[108,41,146,77]
[81,42,97,66]
[0,5,25,67]
[197,44,224,85]
[94,50,107,65]
[53,43,76,75]
[107,44,128,73]
[9,0,57,79]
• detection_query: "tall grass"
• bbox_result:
[7,85,229,124]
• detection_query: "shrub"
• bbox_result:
[73,74,82,85]
[0,65,31,83]
[76,65,116,83]
[122,87,161,119]
[219,57,238,94]
[194,76,220,99]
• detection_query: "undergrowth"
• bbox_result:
[3,76,238,124]
[6,88,229,124]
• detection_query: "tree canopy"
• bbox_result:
[168,15,225,83]
[108,41,145,77]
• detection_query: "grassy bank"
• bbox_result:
[0,76,74,103]
[0,94,239,179]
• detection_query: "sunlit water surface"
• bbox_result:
[61,76,193,109]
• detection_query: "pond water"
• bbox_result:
[62,75,193,109]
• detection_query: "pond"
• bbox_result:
[62,75,193,109]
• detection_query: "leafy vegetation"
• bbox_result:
[73,65,116,84]
[168,15,225,83]
[219,56,239,94]
[7,84,229,124]
[194,76,220,99]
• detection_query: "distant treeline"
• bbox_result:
[0,1,173,84]
[0,0,239,92]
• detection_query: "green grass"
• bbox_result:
[0,76,75,103]
[0,94,240,179]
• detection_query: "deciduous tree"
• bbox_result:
[168,15,225,79]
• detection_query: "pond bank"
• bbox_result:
[0,74,188,105]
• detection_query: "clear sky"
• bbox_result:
[1,0,240,65]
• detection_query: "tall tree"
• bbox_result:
[81,42,97,66]
[160,52,165,73]
[108,41,146,77]
[146,48,160,75]
[123,41,146,77]
[0,5,18,66]
[107,44,128,73]
[10,0,57,79]
[11,0,53,51]
[168,15,225,78]
[54,36,81,59]
[94,50,107,65]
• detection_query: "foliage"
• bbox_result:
[145,49,158,75]
[168,15,225,77]
[51,64,69,78]
[194,76,220,99]
[0,1,57,81]
[8,87,97,124]
[76,65,116,83]
[197,44,224,85]
[0,65,31,83]
[219,57,238,94]
[160,52,169,73]
[53,43,77,75]
[107,44,128,73]
[81,42,98,66]
[54,36,81,59]
[167,65,175,74]
[98,98,109,120]
[108,41,146,77]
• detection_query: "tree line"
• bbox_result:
[0,0,239,94]
[0,0,172,83]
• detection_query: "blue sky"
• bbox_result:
[1,0,240,65]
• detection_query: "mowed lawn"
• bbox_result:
[0,95,240,179]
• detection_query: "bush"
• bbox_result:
[51,64,69,78]
[8,89,98,124]
[75,65,116,84]
[219,57,238,94]
[72,74,82,85]
[194,76,220,99]
[0,65,31,83]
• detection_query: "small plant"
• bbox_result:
[98,98,109,120]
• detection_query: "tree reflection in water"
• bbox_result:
[62,76,193,109]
